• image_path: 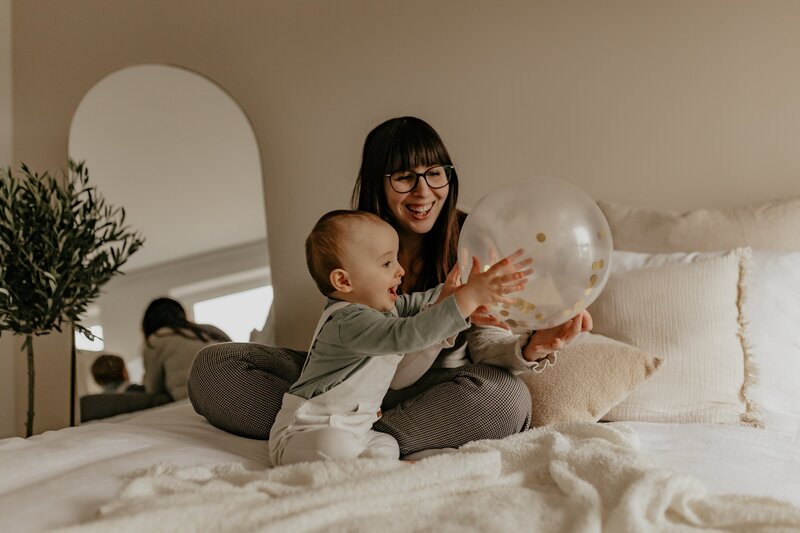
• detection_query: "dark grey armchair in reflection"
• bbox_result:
[80,392,172,423]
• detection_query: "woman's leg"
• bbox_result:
[376,363,531,456]
[187,343,306,439]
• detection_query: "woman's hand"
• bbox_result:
[435,262,463,305]
[522,309,593,362]
[469,305,511,329]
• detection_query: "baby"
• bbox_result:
[268,210,532,466]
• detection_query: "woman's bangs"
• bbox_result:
[384,133,449,174]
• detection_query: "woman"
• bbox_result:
[142,297,231,401]
[188,117,587,453]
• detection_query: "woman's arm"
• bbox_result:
[465,324,541,372]
[467,311,592,372]
[523,310,592,356]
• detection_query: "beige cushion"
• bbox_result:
[589,248,752,424]
[598,197,800,253]
[520,334,661,426]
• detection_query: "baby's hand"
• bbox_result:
[454,249,533,318]
[437,263,512,329]
[522,310,593,361]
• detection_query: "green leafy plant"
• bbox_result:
[0,160,144,437]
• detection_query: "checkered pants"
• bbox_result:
[187,343,531,455]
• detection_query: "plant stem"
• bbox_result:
[24,335,34,438]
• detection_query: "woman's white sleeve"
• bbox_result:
[465,325,540,373]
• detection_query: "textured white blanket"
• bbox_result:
[59,423,800,532]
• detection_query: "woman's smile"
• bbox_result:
[406,202,435,218]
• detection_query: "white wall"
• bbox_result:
[0,0,15,438]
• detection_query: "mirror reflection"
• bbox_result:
[68,64,273,422]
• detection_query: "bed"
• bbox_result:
[2,402,799,532]
[2,196,800,532]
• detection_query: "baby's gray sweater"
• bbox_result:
[290,286,469,400]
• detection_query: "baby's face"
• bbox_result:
[339,220,405,312]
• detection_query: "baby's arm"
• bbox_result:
[396,249,532,320]
[337,297,470,356]
[393,284,443,318]
[390,284,457,388]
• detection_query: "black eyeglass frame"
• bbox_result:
[384,164,455,193]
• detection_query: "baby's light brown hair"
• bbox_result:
[91,354,128,386]
[305,210,386,295]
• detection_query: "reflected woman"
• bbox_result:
[142,297,231,401]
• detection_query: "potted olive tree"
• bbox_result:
[0,160,144,437]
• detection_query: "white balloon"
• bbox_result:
[458,177,613,330]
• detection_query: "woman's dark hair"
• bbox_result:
[351,116,465,292]
[141,297,229,345]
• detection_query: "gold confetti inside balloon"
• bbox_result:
[458,177,613,330]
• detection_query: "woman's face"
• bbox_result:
[383,164,449,237]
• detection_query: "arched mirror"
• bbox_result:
[68,64,272,421]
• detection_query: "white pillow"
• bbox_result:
[606,249,800,433]
[745,251,800,434]
[589,248,756,425]
[595,198,800,432]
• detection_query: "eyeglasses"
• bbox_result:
[385,165,454,193]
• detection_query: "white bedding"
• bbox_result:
[626,421,800,506]
[0,402,267,532]
[1,401,798,532]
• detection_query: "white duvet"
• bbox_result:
[2,402,800,532]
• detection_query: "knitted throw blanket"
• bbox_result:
[59,423,800,532]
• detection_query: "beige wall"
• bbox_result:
[0,0,9,167]
[1,0,14,438]
[1,333,17,438]
[11,0,800,432]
